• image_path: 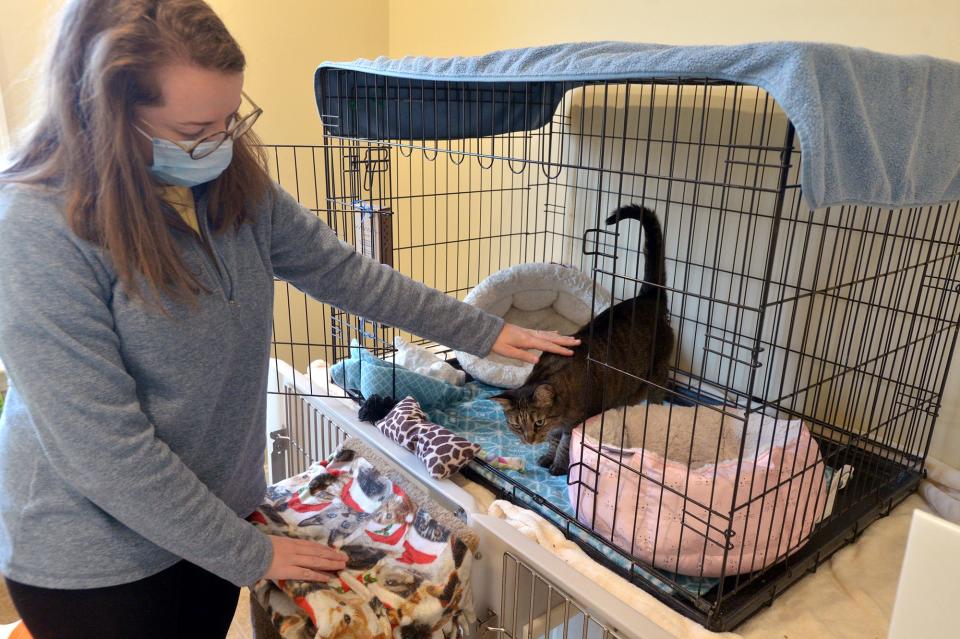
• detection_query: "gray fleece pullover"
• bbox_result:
[0,183,503,588]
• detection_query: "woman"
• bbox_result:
[0,1,578,637]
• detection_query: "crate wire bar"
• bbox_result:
[262,71,960,631]
[492,553,624,639]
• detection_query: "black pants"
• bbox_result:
[5,560,240,639]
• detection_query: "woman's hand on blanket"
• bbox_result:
[263,535,348,582]
[491,324,580,364]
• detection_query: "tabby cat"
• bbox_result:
[493,204,674,475]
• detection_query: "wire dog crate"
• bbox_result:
[264,70,960,631]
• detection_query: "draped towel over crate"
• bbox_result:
[315,41,960,210]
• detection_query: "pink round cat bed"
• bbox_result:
[454,263,611,388]
[568,404,827,577]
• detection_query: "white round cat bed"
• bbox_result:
[454,263,611,389]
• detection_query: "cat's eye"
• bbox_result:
[535,418,545,427]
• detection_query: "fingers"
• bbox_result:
[293,552,347,572]
[527,330,580,356]
[502,344,540,364]
[291,538,348,562]
[265,535,348,582]
[490,325,581,364]
[297,567,333,582]
[265,561,337,583]
[290,538,347,572]
[532,339,575,356]
[533,329,580,345]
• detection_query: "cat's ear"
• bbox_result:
[532,383,555,407]
[491,394,515,411]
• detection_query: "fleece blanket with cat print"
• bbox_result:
[249,439,477,639]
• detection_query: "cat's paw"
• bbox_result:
[537,453,555,468]
[547,463,568,476]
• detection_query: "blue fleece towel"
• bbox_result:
[329,341,477,410]
[317,41,960,210]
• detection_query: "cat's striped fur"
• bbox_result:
[494,204,674,475]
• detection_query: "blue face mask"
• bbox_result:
[136,127,234,187]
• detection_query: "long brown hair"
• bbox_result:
[0,0,272,305]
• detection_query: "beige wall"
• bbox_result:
[209,0,388,145]
[388,0,960,61]
[0,2,59,147]
[0,1,389,146]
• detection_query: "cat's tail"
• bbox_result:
[605,204,665,297]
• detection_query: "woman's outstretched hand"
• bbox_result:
[490,324,580,365]
[263,535,347,582]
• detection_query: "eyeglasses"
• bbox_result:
[137,91,263,159]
